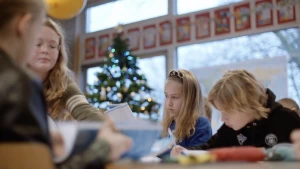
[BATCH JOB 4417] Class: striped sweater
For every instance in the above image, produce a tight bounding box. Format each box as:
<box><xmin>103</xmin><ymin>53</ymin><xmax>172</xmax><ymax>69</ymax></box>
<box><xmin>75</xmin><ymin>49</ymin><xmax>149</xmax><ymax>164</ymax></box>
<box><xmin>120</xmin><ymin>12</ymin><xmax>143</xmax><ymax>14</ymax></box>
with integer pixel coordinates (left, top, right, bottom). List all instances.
<box><xmin>61</xmin><ymin>81</ymin><xmax>106</xmax><ymax>121</ymax></box>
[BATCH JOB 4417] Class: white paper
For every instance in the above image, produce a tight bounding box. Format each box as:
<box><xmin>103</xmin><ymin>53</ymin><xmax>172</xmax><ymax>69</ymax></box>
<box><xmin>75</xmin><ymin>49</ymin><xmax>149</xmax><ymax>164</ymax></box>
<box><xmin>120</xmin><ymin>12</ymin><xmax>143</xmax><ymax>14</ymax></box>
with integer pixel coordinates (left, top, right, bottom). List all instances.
<box><xmin>182</xmin><ymin>150</ymin><xmax>208</xmax><ymax>156</ymax></box>
<box><xmin>105</xmin><ymin>103</ymin><xmax>135</xmax><ymax>122</ymax></box>
<box><xmin>140</xmin><ymin>156</ymin><xmax>162</xmax><ymax>163</ymax></box>
<box><xmin>148</xmin><ymin>137</ymin><xmax>174</xmax><ymax>156</ymax></box>
<box><xmin>48</xmin><ymin>119</ymin><xmax>78</xmax><ymax>163</ymax></box>
<box><xmin>48</xmin><ymin>119</ymin><xmax>103</xmax><ymax>163</ymax></box>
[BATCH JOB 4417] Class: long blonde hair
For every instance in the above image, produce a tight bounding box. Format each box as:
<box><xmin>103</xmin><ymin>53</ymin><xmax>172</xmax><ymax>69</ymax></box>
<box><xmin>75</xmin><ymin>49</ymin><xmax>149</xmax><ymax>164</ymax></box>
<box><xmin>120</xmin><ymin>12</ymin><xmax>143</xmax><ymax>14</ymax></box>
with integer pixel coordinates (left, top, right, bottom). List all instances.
<box><xmin>208</xmin><ymin>69</ymin><xmax>270</xmax><ymax>120</ymax></box>
<box><xmin>204</xmin><ymin>97</ymin><xmax>212</xmax><ymax>123</ymax></box>
<box><xmin>162</xmin><ymin>70</ymin><xmax>205</xmax><ymax>142</ymax></box>
<box><xmin>43</xmin><ymin>18</ymin><xmax>73</xmax><ymax>120</ymax></box>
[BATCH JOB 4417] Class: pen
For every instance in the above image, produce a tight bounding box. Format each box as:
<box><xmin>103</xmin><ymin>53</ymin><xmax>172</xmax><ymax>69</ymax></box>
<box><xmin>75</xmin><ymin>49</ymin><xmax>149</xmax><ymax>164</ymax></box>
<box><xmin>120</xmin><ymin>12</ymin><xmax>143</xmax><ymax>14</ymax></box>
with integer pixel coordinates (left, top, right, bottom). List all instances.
<box><xmin>168</xmin><ymin>128</ymin><xmax>177</xmax><ymax>147</ymax></box>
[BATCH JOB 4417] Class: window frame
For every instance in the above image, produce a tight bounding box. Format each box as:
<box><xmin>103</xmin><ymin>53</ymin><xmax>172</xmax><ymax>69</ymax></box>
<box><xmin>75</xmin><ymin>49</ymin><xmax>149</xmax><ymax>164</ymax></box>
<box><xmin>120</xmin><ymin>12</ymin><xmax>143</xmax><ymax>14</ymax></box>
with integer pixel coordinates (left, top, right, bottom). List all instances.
<box><xmin>78</xmin><ymin>0</ymin><xmax>300</xmax><ymax>90</ymax></box>
<box><xmin>77</xmin><ymin>0</ymin><xmax>300</xmax><ymax>125</ymax></box>
<box><xmin>85</xmin><ymin>0</ymin><xmax>170</xmax><ymax>33</ymax></box>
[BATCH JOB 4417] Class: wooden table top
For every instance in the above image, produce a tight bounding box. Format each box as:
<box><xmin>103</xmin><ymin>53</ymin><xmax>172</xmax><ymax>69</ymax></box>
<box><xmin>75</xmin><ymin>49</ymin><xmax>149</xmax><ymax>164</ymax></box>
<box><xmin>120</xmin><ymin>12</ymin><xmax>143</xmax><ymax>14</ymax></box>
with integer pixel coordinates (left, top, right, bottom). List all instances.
<box><xmin>106</xmin><ymin>162</ymin><xmax>300</xmax><ymax>169</ymax></box>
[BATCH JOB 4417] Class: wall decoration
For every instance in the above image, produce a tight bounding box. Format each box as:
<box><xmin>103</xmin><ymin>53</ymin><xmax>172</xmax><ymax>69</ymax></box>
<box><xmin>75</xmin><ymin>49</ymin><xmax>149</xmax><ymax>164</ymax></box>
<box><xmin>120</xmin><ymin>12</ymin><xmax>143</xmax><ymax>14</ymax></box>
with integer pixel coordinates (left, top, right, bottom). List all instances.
<box><xmin>85</xmin><ymin>37</ymin><xmax>96</xmax><ymax>60</ymax></box>
<box><xmin>277</xmin><ymin>0</ymin><xmax>296</xmax><ymax>24</ymax></box>
<box><xmin>215</xmin><ymin>8</ymin><xmax>231</xmax><ymax>35</ymax></box>
<box><xmin>143</xmin><ymin>25</ymin><xmax>156</xmax><ymax>49</ymax></box>
<box><xmin>176</xmin><ymin>17</ymin><xmax>191</xmax><ymax>42</ymax></box>
<box><xmin>234</xmin><ymin>3</ymin><xmax>251</xmax><ymax>31</ymax></box>
<box><xmin>127</xmin><ymin>28</ymin><xmax>140</xmax><ymax>51</ymax></box>
<box><xmin>195</xmin><ymin>12</ymin><xmax>211</xmax><ymax>39</ymax></box>
<box><xmin>98</xmin><ymin>34</ymin><xmax>110</xmax><ymax>57</ymax></box>
<box><xmin>256</xmin><ymin>0</ymin><xmax>273</xmax><ymax>28</ymax></box>
<box><xmin>159</xmin><ymin>21</ymin><xmax>172</xmax><ymax>46</ymax></box>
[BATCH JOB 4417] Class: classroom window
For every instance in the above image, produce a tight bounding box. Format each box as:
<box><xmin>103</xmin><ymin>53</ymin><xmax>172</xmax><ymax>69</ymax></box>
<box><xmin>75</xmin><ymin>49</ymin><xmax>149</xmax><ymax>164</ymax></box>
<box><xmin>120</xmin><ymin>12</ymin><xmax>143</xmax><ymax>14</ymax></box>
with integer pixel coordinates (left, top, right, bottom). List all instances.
<box><xmin>86</xmin><ymin>0</ymin><xmax>168</xmax><ymax>33</ymax></box>
<box><xmin>177</xmin><ymin>0</ymin><xmax>243</xmax><ymax>15</ymax></box>
<box><xmin>87</xmin><ymin>66</ymin><xmax>103</xmax><ymax>86</ymax></box>
<box><xmin>138</xmin><ymin>55</ymin><xmax>166</xmax><ymax>119</ymax></box>
<box><xmin>177</xmin><ymin>28</ymin><xmax>300</xmax><ymax>132</ymax></box>
<box><xmin>86</xmin><ymin>55</ymin><xmax>166</xmax><ymax>119</ymax></box>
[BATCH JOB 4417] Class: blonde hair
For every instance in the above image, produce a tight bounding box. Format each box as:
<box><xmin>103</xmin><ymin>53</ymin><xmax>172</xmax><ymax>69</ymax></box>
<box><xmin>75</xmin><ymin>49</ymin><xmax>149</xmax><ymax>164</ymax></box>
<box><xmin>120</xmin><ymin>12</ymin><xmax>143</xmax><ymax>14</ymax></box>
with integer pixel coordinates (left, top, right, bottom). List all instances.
<box><xmin>0</xmin><ymin>0</ymin><xmax>45</xmax><ymax>34</ymax></box>
<box><xmin>43</xmin><ymin>18</ymin><xmax>73</xmax><ymax>120</ymax></box>
<box><xmin>204</xmin><ymin>97</ymin><xmax>212</xmax><ymax>123</ymax></box>
<box><xmin>278</xmin><ymin>98</ymin><xmax>300</xmax><ymax>116</ymax></box>
<box><xmin>162</xmin><ymin>70</ymin><xmax>205</xmax><ymax>142</ymax></box>
<box><xmin>208</xmin><ymin>69</ymin><xmax>270</xmax><ymax>119</ymax></box>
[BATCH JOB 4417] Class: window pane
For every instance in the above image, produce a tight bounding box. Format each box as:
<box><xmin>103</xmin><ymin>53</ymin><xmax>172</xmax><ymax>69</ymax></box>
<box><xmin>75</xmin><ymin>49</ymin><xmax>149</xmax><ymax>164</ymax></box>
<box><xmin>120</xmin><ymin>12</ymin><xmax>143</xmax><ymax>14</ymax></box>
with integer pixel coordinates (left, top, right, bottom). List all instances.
<box><xmin>86</xmin><ymin>56</ymin><xmax>166</xmax><ymax>119</ymax></box>
<box><xmin>177</xmin><ymin>0</ymin><xmax>243</xmax><ymax>15</ymax></box>
<box><xmin>86</xmin><ymin>0</ymin><xmax>168</xmax><ymax>33</ymax></box>
<box><xmin>178</xmin><ymin>28</ymin><xmax>300</xmax><ymax>132</ymax></box>
<box><xmin>138</xmin><ymin>55</ymin><xmax>166</xmax><ymax>119</ymax></box>
<box><xmin>87</xmin><ymin>67</ymin><xmax>103</xmax><ymax>86</ymax></box>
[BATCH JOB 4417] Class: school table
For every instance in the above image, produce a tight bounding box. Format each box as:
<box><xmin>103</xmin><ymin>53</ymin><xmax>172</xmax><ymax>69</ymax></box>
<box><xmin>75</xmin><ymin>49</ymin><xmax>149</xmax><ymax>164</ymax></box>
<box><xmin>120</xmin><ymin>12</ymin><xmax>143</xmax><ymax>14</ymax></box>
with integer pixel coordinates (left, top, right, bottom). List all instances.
<box><xmin>106</xmin><ymin>162</ymin><xmax>300</xmax><ymax>169</ymax></box>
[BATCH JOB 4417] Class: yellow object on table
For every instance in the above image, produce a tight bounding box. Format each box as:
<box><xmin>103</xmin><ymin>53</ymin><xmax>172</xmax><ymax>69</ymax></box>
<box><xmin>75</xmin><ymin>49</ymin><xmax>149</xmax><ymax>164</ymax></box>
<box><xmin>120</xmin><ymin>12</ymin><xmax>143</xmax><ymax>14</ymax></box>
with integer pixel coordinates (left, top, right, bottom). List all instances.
<box><xmin>177</xmin><ymin>153</ymin><xmax>216</xmax><ymax>165</ymax></box>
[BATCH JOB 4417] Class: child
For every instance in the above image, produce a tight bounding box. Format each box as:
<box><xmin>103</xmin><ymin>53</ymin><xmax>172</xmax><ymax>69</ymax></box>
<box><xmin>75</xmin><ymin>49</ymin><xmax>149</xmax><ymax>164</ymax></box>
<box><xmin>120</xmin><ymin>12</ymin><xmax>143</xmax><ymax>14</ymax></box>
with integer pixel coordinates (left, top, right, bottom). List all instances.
<box><xmin>28</xmin><ymin>18</ymin><xmax>104</xmax><ymax>121</ymax></box>
<box><xmin>0</xmin><ymin>1</ymin><xmax>131</xmax><ymax>168</ymax></box>
<box><xmin>161</xmin><ymin>70</ymin><xmax>212</xmax><ymax>156</ymax></box>
<box><xmin>278</xmin><ymin>98</ymin><xmax>300</xmax><ymax>116</ymax></box>
<box><xmin>0</xmin><ymin>0</ymin><xmax>49</xmax><ymax>145</ymax></box>
<box><xmin>171</xmin><ymin>69</ymin><xmax>300</xmax><ymax>156</ymax></box>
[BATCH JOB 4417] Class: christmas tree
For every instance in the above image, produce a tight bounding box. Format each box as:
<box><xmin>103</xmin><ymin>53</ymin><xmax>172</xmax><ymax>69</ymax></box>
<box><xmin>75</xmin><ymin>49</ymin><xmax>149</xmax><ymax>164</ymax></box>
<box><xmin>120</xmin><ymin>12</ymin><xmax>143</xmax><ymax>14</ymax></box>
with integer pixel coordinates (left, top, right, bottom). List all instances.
<box><xmin>86</xmin><ymin>32</ymin><xmax>161</xmax><ymax>119</ymax></box>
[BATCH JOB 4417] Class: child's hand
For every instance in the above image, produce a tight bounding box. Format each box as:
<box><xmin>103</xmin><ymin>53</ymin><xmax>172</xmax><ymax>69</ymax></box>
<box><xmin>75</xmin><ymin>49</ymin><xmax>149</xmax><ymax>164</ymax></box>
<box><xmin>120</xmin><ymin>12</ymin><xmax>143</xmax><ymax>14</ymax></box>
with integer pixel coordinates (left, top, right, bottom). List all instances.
<box><xmin>291</xmin><ymin>130</ymin><xmax>300</xmax><ymax>160</ymax></box>
<box><xmin>98</xmin><ymin>126</ymin><xmax>132</xmax><ymax>161</ymax></box>
<box><xmin>170</xmin><ymin>145</ymin><xmax>186</xmax><ymax>157</ymax></box>
<box><xmin>104</xmin><ymin>117</ymin><xmax>118</xmax><ymax>132</ymax></box>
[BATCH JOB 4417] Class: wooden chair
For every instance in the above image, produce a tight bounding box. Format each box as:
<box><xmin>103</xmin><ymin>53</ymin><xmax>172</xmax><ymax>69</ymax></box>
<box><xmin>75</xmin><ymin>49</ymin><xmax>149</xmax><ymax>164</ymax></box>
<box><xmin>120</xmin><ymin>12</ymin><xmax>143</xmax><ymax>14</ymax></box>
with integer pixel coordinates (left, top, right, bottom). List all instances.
<box><xmin>0</xmin><ymin>143</ymin><xmax>55</xmax><ymax>169</ymax></box>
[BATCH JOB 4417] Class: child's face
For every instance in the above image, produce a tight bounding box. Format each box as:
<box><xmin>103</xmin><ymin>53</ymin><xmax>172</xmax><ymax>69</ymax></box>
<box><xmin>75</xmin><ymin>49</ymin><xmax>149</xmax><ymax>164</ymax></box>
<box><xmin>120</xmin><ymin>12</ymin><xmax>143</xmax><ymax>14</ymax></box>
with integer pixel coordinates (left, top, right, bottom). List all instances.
<box><xmin>28</xmin><ymin>26</ymin><xmax>60</xmax><ymax>74</ymax></box>
<box><xmin>164</xmin><ymin>80</ymin><xmax>183</xmax><ymax>119</ymax></box>
<box><xmin>214</xmin><ymin>100</ymin><xmax>255</xmax><ymax>131</ymax></box>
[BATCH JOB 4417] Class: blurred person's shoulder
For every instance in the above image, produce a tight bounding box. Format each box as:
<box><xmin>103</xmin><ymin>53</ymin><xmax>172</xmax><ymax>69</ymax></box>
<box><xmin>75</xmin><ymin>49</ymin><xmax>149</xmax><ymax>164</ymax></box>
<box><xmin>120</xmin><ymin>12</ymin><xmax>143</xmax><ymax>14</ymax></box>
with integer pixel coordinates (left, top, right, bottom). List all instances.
<box><xmin>0</xmin><ymin>51</ymin><xmax>30</xmax><ymax>97</ymax></box>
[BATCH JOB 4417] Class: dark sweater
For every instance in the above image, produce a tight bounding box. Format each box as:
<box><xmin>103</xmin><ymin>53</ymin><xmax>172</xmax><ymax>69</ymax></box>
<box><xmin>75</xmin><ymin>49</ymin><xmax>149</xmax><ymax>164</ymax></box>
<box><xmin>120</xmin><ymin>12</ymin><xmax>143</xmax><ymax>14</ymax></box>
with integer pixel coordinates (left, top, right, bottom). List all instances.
<box><xmin>0</xmin><ymin>49</ymin><xmax>50</xmax><ymax>146</ymax></box>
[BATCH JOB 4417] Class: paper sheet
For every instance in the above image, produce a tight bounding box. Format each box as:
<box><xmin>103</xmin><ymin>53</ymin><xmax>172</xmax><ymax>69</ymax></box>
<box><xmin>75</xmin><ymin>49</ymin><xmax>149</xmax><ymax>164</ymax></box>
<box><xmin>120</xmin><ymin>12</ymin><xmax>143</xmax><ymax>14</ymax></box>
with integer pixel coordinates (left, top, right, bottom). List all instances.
<box><xmin>105</xmin><ymin>103</ymin><xmax>136</xmax><ymax>122</ymax></box>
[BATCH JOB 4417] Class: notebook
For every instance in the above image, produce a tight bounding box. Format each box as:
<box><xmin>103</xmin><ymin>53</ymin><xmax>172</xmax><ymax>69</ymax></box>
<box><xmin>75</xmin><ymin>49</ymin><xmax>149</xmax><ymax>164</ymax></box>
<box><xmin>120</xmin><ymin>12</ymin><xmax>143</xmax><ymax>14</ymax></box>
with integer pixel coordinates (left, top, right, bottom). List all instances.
<box><xmin>105</xmin><ymin>103</ymin><xmax>136</xmax><ymax>122</ymax></box>
<box><xmin>115</xmin><ymin>120</ymin><xmax>162</xmax><ymax>159</ymax></box>
<box><xmin>50</xmin><ymin>120</ymin><xmax>162</xmax><ymax>161</ymax></box>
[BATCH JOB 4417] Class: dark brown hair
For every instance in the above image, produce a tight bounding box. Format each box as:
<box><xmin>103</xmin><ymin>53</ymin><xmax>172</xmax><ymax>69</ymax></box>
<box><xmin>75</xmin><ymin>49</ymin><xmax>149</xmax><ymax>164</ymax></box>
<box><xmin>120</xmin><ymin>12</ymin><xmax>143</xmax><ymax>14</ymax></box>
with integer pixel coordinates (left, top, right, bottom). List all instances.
<box><xmin>0</xmin><ymin>0</ymin><xmax>45</xmax><ymax>32</ymax></box>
